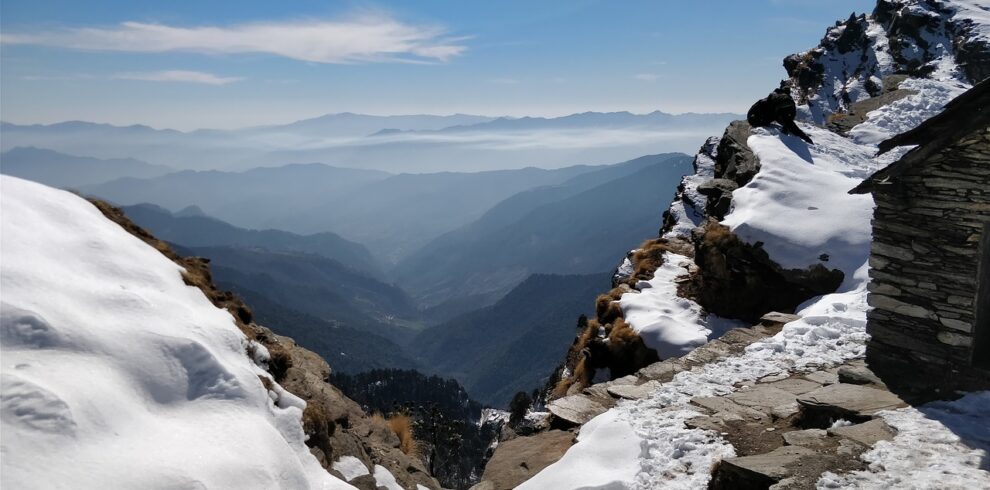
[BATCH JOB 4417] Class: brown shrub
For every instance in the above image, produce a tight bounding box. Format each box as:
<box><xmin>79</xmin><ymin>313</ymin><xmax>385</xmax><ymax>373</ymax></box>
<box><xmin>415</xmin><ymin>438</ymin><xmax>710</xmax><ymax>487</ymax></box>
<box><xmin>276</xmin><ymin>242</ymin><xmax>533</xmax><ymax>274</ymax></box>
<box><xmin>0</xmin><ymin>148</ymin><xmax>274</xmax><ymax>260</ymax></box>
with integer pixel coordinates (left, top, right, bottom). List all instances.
<box><xmin>387</xmin><ymin>414</ymin><xmax>419</xmax><ymax>457</ymax></box>
<box><xmin>595</xmin><ymin>294</ymin><xmax>624</xmax><ymax>325</ymax></box>
<box><xmin>606</xmin><ymin>319</ymin><xmax>660</xmax><ymax>378</ymax></box>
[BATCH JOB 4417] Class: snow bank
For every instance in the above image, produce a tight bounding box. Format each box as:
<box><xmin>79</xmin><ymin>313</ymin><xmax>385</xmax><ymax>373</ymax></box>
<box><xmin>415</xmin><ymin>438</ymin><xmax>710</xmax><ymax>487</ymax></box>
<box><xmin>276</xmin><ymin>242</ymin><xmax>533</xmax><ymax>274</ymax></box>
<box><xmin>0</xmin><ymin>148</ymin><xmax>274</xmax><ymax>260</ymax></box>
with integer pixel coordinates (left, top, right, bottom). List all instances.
<box><xmin>722</xmin><ymin>125</ymin><xmax>875</xmax><ymax>279</ymax></box>
<box><xmin>819</xmin><ymin>391</ymin><xmax>990</xmax><ymax>488</ymax></box>
<box><xmin>619</xmin><ymin>253</ymin><xmax>742</xmax><ymax>358</ymax></box>
<box><xmin>0</xmin><ymin>176</ymin><xmax>352</xmax><ymax>489</ymax></box>
<box><xmin>516</xmin><ymin>409</ymin><xmax>643</xmax><ymax>489</ymax></box>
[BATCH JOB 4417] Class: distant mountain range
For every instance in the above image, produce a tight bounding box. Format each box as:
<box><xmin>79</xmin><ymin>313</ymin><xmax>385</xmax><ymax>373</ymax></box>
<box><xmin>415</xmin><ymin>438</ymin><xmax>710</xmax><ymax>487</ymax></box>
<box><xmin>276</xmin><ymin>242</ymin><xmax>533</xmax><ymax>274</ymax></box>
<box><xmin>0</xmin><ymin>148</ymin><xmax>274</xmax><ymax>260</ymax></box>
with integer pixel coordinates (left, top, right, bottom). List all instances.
<box><xmin>0</xmin><ymin>147</ymin><xmax>172</xmax><ymax>188</ymax></box>
<box><xmin>1</xmin><ymin>110</ymin><xmax>738</xmax><ymax>172</ymax></box>
<box><xmin>85</xmin><ymin>160</ymin><xmax>612</xmax><ymax>264</ymax></box>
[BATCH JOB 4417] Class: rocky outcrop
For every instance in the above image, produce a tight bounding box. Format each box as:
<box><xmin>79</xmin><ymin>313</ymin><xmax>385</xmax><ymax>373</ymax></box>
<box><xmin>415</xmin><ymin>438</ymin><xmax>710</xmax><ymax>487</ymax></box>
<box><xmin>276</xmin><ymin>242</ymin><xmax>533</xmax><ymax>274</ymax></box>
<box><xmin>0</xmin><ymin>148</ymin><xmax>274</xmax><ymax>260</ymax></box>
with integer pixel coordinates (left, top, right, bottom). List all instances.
<box><xmin>471</xmin><ymin>430</ymin><xmax>575</xmax><ymax>490</ymax></box>
<box><xmin>89</xmin><ymin>199</ymin><xmax>442</xmax><ymax>490</ymax></box>
<box><xmin>685</xmin><ymin>220</ymin><xmax>844</xmax><ymax>323</ymax></box>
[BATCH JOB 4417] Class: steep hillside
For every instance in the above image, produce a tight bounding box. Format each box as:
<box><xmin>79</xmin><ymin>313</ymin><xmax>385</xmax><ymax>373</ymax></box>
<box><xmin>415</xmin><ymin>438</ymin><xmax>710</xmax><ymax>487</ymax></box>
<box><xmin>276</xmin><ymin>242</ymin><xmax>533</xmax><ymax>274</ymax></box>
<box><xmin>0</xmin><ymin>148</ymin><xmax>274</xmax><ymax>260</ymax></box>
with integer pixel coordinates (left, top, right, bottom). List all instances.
<box><xmin>395</xmin><ymin>154</ymin><xmax>693</xmax><ymax>309</ymax></box>
<box><xmin>276</xmin><ymin>164</ymin><xmax>604</xmax><ymax>262</ymax></box>
<box><xmin>495</xmin><ymin>1</ymin><xmax>990</xmax><ymax>488</ymax></box>
<box><xmin>0</xmin><ymin>146</ymin><xmax>172</xmax><ymax>188</ymax></box>
<box><xmin>411</xmin><ymin>273</ymin><xmax>608</xmax><ymax>407</ymax></box>
<box><xmin>233</xmin><ymin>289</ymin><xmax>420</xmax><ymax>373</ymax></box>
<box><xmin>174</xmin><ymin>245</ymin><xmax>420</xmax><ymax>341</ymax></box>
<box><xmin>122</xmin><ymin>203</ymin><xmax>382</xmax><ymax>278</ymax></box>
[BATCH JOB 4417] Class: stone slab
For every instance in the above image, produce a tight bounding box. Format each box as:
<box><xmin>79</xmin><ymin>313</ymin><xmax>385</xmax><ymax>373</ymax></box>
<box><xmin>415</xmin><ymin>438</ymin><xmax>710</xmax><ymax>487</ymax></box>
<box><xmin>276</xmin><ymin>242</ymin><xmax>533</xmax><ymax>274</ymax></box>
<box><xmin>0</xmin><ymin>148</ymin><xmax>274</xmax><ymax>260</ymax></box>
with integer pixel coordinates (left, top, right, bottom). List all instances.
<box><xmin>713</xmin><ymin>446</ymin><xmax>815</xmax><ymax>486</ymax></box>
<box><xmin>548</xmin><ymin>394</ymin><xmax>610</xmax><ymax>426</ymax></box>
<box><xmin>828</xmin><ymin>419</ymin><xmax>896</xmax><ymax>446</ymax></box>
<box><xmin>766</xmin><ymin>377</ymin><xmax>822</xmax><ymax>395</ymax></box>
<box><xmin>607</xmin><ymin>380</ymin><xmax>661</xmax><ymax>400</ymax></box>
<box><xmin>728</xmin><ymin>386</ymin><xmax>799</xmax><ymax>412</ymax></box>
<box><xmin>797</xmin><ymin>384</ymin><xmax>907</xmax><ymax>419</ymax></box>
<box><xmin>781</xmin><ymin>428</ymin><xmax>828</xmax><ymax>447</ymax></box>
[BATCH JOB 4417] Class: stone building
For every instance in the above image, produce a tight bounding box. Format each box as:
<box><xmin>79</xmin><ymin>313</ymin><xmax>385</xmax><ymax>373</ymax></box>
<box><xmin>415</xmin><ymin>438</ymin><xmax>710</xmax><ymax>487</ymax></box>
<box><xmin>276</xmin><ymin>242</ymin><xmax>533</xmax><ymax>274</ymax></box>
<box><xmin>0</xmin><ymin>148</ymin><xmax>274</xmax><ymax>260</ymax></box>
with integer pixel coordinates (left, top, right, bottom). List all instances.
<box><xmin>850</xmin><ymin>78</ymin><xmax>990</xmax><ymax>396</ymax></box>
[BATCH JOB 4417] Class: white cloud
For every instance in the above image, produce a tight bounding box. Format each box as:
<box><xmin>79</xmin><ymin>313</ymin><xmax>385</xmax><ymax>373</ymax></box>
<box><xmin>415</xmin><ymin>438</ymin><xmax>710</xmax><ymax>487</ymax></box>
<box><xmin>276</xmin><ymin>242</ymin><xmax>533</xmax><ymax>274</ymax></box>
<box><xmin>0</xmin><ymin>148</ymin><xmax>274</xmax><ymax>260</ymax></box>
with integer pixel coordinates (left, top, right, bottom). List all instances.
<box><xmin>113</xmin><ymin>70</ymin><xmax>243</xmax><ymax>85</ymax></box>
<box><xmin>1</xmin><ymin>13</ymin><xmax>467</xmax><ymax>64</ymax></box>
<box><xmin>634</xmin><ymin>73</ymin><xmax>662</xmax><ymax>82</ymax></box>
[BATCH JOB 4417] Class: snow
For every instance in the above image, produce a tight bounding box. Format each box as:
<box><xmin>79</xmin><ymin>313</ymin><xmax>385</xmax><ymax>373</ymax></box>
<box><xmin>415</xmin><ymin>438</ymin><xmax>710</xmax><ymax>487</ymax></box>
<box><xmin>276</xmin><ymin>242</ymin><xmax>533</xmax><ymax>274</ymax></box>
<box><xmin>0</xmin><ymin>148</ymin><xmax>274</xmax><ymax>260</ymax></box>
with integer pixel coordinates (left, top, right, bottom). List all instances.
<box><xmin>849</xmin><ymin>77</ymin><xmax>970</xmax><ymax>146</ymax></box>
<box><xmin>332</xmin><ymin>456</ymin><xmax>370</xmax><ymax>481</ymax></box>
<box><xmin>0</xmin><ymin>176</ymin><xmax>352</xmax><ymax>490</ymax></box>
<box><xmin>516</xmin><ymin>409</ymin><xmax>644</xmax><ymax>489</ymax></box>
<box><xmin>372</xmin><ymin>465</ymin><xmax>403</xmax><ymax>490</ymax></box>
<box><xmin>944</xmin><ymin>0</ymin><xmax>990</xmax><ymax>43</ymax></box>
<box><xmin>819</xmin><ymin>391</ymin><xmax>990</xmax><ymax>489</ymax></box>
<box><xmin>619</xmin><ymin>253</ymin><xmax>742</xmax><ymax>358</ymax></box>
<box><xmin>663</xmin><ymin>137</ymin><xmax>718</xmax><ymax>239</ymax></box>
<box><xmin>721</xmin><ymin>125</ymin><xmax>875</xmax><ymax>278</ymax></box>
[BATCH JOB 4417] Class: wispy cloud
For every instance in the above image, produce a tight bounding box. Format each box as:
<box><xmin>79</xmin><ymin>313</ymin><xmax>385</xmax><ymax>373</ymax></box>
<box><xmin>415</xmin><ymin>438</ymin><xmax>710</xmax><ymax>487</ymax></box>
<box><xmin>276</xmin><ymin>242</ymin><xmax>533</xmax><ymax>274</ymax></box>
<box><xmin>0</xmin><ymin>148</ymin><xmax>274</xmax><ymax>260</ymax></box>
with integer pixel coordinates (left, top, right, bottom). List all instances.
<box><xmin>1</xmin><ymin>13</ymin><xmax>468</xmax><ymax>64</ymax></box>
<box><xmin>634</xmin><ymin>73</ymin><xmax>662</xmax><ymax>82</ymax></box>
<box><xmin>113</xmin><ymin>70</ymin><xmax>243</xmax><ymax>85</ymax></box>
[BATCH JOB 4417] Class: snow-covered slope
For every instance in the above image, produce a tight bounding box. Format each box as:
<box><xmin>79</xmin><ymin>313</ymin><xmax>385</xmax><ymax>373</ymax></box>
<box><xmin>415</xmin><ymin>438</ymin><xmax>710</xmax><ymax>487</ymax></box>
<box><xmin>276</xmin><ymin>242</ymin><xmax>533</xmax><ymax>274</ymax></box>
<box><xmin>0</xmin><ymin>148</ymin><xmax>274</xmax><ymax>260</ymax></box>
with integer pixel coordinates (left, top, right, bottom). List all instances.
<box><xmin>0</xmin><ymin>176</ymin><xmax>352</xmax><ymax>489</ymax></box>
<box><xmin>520</xmin><ymin>0</ymin><xmax>990</xmax><ymax>487</ymax></box>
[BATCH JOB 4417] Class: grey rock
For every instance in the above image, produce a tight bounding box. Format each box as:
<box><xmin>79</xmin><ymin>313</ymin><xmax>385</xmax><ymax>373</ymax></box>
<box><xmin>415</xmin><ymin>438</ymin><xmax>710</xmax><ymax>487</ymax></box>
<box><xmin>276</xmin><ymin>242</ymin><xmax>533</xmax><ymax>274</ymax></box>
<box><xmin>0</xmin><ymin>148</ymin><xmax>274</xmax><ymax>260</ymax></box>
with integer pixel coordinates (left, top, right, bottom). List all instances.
<box><xmin>797</xmin><ymin>384</ymin><xmax>906</xmax><ymax>419</ymax></box>
<box><xmin>760</xmin><ymin>312</ymin><xmax>802</xmax><ymax>326</ymax></box>
<box><xmin>781</xmin><ymin>428</ymin><xmax>828</xmax><ymax>447</ymax></box>
<box><xmin>607</xmin><ymin>380</ymin><xmax>661</xmax><ymax>400</ymax></box>
<box><xmin>728</xmin><ymin>386</ymin><xmax>798</xmax><ymax>412</ymax></box>
<box><xmin>691</xmin><ymin>396</ymin><xmax>768</xmax><ymax>422</ymax></box>
<box><xmin>828</xmin><ymin>419</ymin><xmax>896</xmax><ymax>446</ymax></box>
<box><xmin>478</xmin><ymin>430</ymin><xmax>575</xmax><ymax>490</ymax></box>
<box><xmin>837</xmin><ymin>365</ymin><xmax>885</xmax><ymax>387</ymax></box>
<box><xmin>548</xmin><ymin>394</ymin><xmax>610</xmax><ymax>425</ymax></box>
<box><xmin>766</xmin><ymin>377</ymin><xmax>822</xmax><ymax>395</ymax></box>
<box><xmin>803</xmin><ymin>371</ymin><xmax>839</xmax><ymax>386</ymax></box>
<box><xmin>712</xmin><ymin>446</ymin><xmax>815</xmax><ymax>487</ymax></box>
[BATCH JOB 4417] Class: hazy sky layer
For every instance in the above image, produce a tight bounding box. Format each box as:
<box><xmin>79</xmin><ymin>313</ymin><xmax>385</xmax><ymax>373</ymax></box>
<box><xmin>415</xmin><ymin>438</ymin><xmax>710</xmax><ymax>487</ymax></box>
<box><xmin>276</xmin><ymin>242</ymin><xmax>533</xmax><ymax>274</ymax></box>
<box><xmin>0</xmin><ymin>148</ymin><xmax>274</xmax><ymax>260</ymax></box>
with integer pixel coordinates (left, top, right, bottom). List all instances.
<box><xmin>1</xmin><ymin>0</ymin><xmax>870</xmax><ymax>130</ymax></box>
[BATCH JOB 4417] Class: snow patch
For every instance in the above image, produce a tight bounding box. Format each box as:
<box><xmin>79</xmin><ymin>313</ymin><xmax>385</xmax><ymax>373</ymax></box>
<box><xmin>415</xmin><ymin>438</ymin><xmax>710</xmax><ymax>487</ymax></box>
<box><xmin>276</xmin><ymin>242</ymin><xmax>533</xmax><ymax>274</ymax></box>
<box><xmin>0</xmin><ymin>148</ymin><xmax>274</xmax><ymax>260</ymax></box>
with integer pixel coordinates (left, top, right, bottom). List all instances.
<box><xmin>332</xmin><ymin>456</ymin><xmax>370</xmax><ymax>482</ymax></box>
<box><xmin>0</xmin><ymin>176</ymin><xmax>352</xmax><ymax>489</ymax></box>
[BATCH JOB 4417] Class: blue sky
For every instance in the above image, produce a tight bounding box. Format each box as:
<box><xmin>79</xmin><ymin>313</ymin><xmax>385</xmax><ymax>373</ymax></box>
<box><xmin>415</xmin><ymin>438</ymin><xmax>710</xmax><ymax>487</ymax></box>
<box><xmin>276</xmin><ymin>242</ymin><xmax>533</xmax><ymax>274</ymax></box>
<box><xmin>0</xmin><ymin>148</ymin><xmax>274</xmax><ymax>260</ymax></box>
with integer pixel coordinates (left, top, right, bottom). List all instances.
<box><xmin>1</xmin><ymin>0</ymin><xmax>871</xmax><ymax>130</ymax></box>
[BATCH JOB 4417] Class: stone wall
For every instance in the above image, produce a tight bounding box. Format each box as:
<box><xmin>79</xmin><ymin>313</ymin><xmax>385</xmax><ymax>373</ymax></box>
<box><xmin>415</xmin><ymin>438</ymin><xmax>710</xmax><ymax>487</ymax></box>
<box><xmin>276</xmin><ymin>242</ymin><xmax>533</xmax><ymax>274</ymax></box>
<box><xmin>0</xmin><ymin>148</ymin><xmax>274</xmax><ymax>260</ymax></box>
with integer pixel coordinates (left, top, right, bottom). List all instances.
<box><xmin>865</xmin><ymin>128</ymin><xmax>990</xmax><ymax>397</ymax></box>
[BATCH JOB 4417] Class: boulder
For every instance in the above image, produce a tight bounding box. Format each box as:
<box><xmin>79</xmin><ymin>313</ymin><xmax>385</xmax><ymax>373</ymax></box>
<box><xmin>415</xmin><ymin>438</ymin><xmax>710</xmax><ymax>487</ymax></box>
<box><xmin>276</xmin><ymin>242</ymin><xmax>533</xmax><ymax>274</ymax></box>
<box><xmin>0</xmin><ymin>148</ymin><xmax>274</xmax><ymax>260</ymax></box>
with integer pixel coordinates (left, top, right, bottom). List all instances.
<box><xmin>475</xmin><ymin>430</ymin><xmax>575</xmax><ymax>490</ymax></box>
<box><xmin>837</xmin><ymin>365</ymin><xmax>886</xmax><ymax>387</ymax></box>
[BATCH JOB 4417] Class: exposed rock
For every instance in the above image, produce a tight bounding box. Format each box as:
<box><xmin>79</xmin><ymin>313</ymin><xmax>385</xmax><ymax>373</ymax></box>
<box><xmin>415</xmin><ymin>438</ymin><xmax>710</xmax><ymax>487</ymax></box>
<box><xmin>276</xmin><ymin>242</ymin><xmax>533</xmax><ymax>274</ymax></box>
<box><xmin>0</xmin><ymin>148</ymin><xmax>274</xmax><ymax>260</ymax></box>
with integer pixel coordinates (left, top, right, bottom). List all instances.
<box><xmin>728</xmin><ymin>386</ymin><xmax>799</xmax><ymax>413</ymax></box>
<box><xmin>691</xmin><ymin>396</ymin><xmax>768</xmax><ymax>422</ymax></box>
<box><xmin>828</xmin><ymin>419</ymin><xmax>896</xmax><ymax>447</ymax></box>
<box><xmin>710</xmin><ymin>446</ymin><xmax>816</xmax><ymax>489</ymax></box>
<box><xmin>803</xmin><ymin>371</ymin><xmax>839</xmax><ymax>386</ymax></box>
<box><xmin>781</xmin><ymin>428</ymin><xmax>828</xmax><ymax>448</ymax></box>
<box><xmin>686</xmin><ymin>220</ymin><xmax>844</xmax><ymax>323</ymax></box>
<box><xmin>765</xmin><ymin>378</ymin><xmax>822</xmax><ymax>395</ymax></box>
<box><xmin>637</xmin><ymin>359</ymin><xmax>688</xmax><ymax>382</ymax></box>
<box><xmin>697</xmin><ymin>178</ymin><xmax>740</xmax><ymax>218</ymax></box>
<box><xmin>607</xmin><ymin>380</ymin><xmax>661</xmax><ymax>400</ymax></box>
<box><xmin>797</xmin><ymin>384</ymin><xmax>907</xmax><ymax>423</ymax></box>
<box><xmin>837</xmin><ymin>364</ymin><xmax>886</xmax><ymax>387</ymax></box>
<box><xmin>759</xmin><ymin>312</ymin><xmax>801</xmax><ymax>327</ymax></box>
<box><xmin>475</xmin><ymin>430</ymin><xmax>575</xmax><ymax>490</ymax></box>
<box><xmin>548</xmin><ymin>394</ymin><xmax>611</xmax><ymax>426</ymax></box>
<box><xmin>826</xmin><ymin>89</ymin><xmax>916</xmax><ymax>135</ymax></box>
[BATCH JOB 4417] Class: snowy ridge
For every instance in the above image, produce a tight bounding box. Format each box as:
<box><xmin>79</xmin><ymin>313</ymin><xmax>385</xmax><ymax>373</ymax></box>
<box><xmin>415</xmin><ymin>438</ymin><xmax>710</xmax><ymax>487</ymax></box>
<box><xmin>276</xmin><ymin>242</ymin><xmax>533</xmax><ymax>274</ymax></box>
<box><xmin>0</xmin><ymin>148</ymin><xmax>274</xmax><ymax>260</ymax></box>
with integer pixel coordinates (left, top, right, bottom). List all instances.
<box><xmin>521</xmin><ymin>2</ymin><xmax>989</xmax><ymax>485</ymax></box>
<box><xmin>0</xmin><ymin>176</ymin><xmax>352</xmax><ymax>489</ymax></box>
